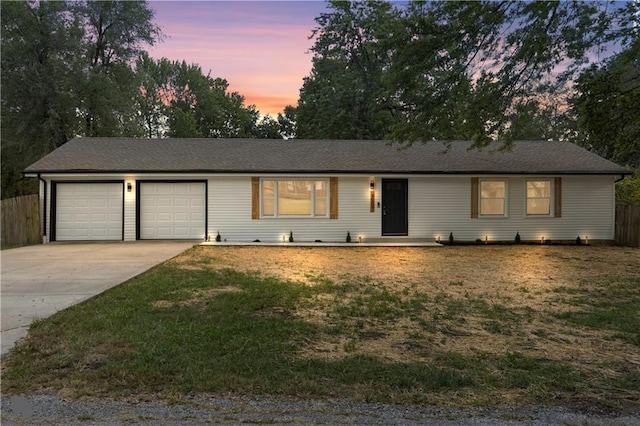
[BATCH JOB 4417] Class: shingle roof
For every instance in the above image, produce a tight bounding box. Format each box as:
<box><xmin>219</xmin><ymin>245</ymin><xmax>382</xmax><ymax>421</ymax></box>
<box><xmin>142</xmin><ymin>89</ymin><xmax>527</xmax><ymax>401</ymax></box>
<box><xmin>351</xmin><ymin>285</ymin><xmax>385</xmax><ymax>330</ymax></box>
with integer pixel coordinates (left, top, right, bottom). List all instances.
<box><xmin>24</xmin><ymin>137</ymin><xmax>631</xmax><ymax>175</ymax></box>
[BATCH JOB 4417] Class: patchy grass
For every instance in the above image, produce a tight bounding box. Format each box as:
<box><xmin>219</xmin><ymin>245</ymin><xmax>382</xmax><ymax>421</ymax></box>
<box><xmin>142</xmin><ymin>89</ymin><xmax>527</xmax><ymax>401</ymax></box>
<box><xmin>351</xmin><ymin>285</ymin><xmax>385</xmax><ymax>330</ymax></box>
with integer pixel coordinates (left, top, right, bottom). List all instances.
<box><xmin>551</xmin><ymin>278</ymin><xmax>640</xmax><ymax>347</ymax></box>
<box><xmin>2</xmin><ymin>246</ymin><xmax>639</xmax><ymax>413</ymax></box>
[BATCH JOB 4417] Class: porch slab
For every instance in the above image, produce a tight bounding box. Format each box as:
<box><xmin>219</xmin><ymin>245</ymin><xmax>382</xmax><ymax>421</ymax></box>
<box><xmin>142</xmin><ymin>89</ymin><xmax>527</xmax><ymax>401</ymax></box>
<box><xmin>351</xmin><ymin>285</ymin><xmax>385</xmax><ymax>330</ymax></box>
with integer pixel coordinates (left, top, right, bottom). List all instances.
<box><xmin>200</xmin><ymin>241</ymin><xmax>443</xmax><ymax>247</ymax></box>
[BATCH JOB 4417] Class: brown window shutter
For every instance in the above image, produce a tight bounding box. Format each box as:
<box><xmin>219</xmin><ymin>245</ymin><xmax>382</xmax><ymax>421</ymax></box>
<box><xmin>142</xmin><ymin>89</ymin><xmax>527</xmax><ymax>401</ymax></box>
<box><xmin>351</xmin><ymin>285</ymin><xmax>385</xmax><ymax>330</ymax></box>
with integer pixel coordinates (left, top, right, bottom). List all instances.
<box><xmin>471</xmin><ymin>178</ymin><xmax>479</xmax><ymax>218</ymax></box>
<box><xmin>251</xmin><ymin>177</ymin><xmax>260</xmax><ymax>219</ymax></box>
<box><xmin>330</xmin><ymin>177</ymin><xmax>338</xmax><ymax>219</ymax></box>
<box><xmin>554</xmin><ymin>177</ymin><xmax>562</xmax><ymax>217</ymax></box>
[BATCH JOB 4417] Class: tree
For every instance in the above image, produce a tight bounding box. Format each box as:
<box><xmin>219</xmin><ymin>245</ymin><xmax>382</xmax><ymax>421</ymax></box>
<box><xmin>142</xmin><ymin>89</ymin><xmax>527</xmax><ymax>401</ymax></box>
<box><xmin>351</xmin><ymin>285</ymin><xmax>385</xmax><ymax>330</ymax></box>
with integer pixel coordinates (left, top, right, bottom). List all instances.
<box><xmin>296</xmin><ymin>0</ymin><xmax>400</xmax><ymax>139</ymax></box>
<box><xmin>1</xmin><ymin>1</ymin><xmax>162</xmax><ymax>198</ymax></box>
<box><xmin>74</xmin><ymin>0</ymin><xmax>161</xmax><ymax>137</ymax></box>
<box><xmin>277</xmin><ymin>105</ymin><xmax>297</xmax><ymax>139</ymax></box>
<box><xmin>616</xmin><ymin>171</ymin><xmax>640</xmax><ymax>206</ymax></box>
<box><xmin>166</xmin><ymin>61</ymin><xmax>257</xmax><ymax>138</ymax></box>
<box><xmin>1</xmin><ymin>1</ymin><xmax>83</xmax><ymax>198</ymax></box>
<box><xmin>296</xmin><ymin>0</ymin><xmax>636</xmax><ymax>150</ymax></box>
<box><xmin>570</xmin><ymin>33</ymin><xmax>640</xmax><ymax>205</ymax></box>
<box><xmin>253</xmin><ymin>115</ymin><xmax>283</xmax><ymax>139</ymax></box>
<box><xmin>134</xmin><ymin>54</ymin><xmax>173</xmax><ymax>138</ymax></box>
<box><xmin>2</xmin><ymin>0</ymin><xmax>271</xmax><ymax>198</ymax></box>
<box><xmin>570</xmin><ymin>40</ymin><xmax>640</xmax><ymax>167</ymax></box>
<box><xmin>506</xmin><ymin>98</ymin><xmax>569</xmax><ymax>142</ymax></box>
<box><xmin>387</xmin><ymin>0</ymin><xmax>619</xmax><ymax>147</ymax></box>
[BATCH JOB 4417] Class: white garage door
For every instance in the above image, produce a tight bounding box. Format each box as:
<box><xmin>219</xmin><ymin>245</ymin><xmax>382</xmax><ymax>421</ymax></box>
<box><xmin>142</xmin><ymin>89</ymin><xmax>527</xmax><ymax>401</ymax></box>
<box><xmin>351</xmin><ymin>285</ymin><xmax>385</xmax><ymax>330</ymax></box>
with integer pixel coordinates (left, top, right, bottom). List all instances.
<box><xmin>139</xmin><ymin>182</ymin><xmax>206</xmax><ymax>239</ymax></box>
<box><xmin>55</xmin><ymin>183</ymin><xmax>123</xmax><ymax>241</ymax></box>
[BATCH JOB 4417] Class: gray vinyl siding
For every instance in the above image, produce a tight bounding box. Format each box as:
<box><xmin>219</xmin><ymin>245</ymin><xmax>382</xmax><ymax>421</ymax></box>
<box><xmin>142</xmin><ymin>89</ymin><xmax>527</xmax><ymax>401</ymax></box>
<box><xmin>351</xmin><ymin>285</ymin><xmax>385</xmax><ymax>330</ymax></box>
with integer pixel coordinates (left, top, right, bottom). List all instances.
<box><xmin>206</xmin><ymin>174</ymin><xmax>616</xmax><ymax>242</ymax></box>
<box><xmin>123</xmin><ymin>177</ymin><xmax>136</xmax><ymax>241</ymax></box>
<box><xmin>38</xmin><ymin>173</ymin><xmax>618</xmax><ymax>243</ymax></box>
<box><xmin>208</xmin><ymin>176</ymin><xmax>381</xmax><ymax>242</ymax></box>
<box><xmin>410</xmin><ymin>175</ymin><xmax>616</xmax><ymax>242</ymax></box>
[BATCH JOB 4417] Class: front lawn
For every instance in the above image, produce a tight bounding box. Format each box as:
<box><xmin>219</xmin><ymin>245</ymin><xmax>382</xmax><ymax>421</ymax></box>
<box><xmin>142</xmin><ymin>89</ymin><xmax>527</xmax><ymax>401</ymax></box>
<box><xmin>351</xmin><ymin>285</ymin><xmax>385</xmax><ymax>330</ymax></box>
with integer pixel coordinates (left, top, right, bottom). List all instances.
<box><xmin>2</xmin><ymin>246</ymin><xmax>639</xmax><ymax>412</ymax></box>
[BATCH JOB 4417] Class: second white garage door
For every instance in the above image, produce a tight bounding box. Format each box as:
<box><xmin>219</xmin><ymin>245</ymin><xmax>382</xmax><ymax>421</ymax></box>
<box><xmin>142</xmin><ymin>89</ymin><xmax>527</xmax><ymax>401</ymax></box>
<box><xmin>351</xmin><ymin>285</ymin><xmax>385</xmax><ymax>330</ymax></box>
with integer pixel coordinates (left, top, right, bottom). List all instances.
<box><xmin>139</xmin><ymin>182</ymin><xmax>206</xmax><ymax>239</ymax></box>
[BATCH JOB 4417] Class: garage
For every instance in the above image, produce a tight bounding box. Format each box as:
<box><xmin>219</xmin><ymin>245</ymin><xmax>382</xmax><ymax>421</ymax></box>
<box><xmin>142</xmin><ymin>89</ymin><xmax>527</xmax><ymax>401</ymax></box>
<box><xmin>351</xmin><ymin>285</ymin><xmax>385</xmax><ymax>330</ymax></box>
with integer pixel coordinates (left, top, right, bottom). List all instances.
<box><xmin>54</xmin><ymin>182</ymin><xmax>123</xmax><ymax>241</ymax></box>
<box><xmin>138</xmin><ymin>181</ymin><xmax>206</xmax><ymax>239</ymax></box>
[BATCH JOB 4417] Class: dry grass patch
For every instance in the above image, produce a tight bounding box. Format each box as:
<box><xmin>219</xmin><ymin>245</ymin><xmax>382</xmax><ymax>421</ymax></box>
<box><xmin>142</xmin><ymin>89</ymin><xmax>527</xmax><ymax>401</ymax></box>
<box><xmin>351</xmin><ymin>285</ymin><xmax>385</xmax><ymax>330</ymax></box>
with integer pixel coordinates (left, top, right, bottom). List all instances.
<box><xmin>3</xmin><ymin>244</ymin><xmax>638</xmax><ymax>411</ymax></box>
<box><xmin>170</xmin><ymin>245</ymin><xmax>640</xmax><ymax>405</ymax></box>
<box><xmin>152</xmin><ymin>286</ymin><xmax>244</xmax><ymax>309</ymax></box>
<box><xmin>173</xmin><ymin>245</ymin><xmax>638</xmax><ymax>348</ymax></box>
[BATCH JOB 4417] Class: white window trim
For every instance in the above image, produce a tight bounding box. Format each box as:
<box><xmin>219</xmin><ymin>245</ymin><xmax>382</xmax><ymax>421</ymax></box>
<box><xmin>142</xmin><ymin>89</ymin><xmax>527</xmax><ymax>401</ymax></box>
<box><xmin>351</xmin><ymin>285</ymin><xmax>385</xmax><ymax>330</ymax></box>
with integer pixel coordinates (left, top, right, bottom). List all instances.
<box><xmin>261</xmin><ymin>178</ymin><xmax>330</xmax><ymax>218</ymax></box>
<box><xmin>525</xmin><ymin>179</ymin><xmax>553</xmax><ymax>217</ymax></box>
<box><xmin>479</xmin><ymin>179</ymin><xmax>508</xmax><ymax>217</ymax></box>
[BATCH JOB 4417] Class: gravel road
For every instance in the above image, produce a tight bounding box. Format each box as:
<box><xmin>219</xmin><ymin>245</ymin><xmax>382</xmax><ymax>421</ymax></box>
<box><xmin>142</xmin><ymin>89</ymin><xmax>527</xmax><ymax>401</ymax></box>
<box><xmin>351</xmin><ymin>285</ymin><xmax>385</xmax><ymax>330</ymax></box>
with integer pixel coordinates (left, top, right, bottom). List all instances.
<box><xmin>2</xmin><ymin>394</ymin><xmax>639</xmax><ymax>425</ymax></box>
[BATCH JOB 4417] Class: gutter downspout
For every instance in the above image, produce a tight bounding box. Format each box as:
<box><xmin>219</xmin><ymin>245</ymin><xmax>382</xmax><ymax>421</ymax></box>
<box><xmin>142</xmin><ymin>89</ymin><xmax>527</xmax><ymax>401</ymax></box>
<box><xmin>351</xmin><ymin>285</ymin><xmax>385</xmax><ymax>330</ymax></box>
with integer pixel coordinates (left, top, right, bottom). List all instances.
<box><xmin>38</xmin><ymin>173</ymin><xmax>47</xmax><ymax>241</ymax></box>
<box><xmin>615</xmin><ymin>174</ymin><xmax>626</xmax><ymax>183</ymax></box>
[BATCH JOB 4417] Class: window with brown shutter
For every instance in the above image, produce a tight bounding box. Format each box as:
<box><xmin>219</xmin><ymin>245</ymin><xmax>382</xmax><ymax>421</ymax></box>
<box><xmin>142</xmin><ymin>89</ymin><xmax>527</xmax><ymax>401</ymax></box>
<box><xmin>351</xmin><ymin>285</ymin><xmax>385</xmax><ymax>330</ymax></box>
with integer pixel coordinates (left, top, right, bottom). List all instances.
<box><xmin>252</xmin><ymin>177</ymin><xmax>337</xmax><ymax>219</ymax></box>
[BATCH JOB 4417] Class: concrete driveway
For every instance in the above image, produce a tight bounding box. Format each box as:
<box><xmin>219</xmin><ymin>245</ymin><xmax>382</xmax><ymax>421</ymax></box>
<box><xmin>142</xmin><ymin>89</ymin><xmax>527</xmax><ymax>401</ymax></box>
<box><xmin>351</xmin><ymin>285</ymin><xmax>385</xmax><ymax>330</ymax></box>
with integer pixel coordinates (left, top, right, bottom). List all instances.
<box><xmin>0</xmin><ymin>241</ymin><xmax>195</xmax><ymax>357</ymax></box>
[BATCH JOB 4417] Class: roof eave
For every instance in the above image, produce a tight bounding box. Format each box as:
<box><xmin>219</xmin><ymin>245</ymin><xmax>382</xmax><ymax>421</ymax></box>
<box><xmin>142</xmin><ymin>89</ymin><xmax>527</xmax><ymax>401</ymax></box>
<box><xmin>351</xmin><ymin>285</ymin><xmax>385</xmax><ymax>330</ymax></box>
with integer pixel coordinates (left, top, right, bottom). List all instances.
<box><xmin>23</xmin><ymin>169</ymin><xmax>633</xmax><ymax>175</ymax></box>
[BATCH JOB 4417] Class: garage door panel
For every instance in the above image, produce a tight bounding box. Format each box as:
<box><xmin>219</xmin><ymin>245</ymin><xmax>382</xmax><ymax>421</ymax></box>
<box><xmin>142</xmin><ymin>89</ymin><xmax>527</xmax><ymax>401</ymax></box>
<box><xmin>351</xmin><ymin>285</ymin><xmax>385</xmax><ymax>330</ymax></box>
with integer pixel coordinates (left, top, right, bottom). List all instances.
<box><xmin>91</xmin><ymin>199</ymin><xmax>107</xmax><ymax>208</ymax></box>
<box><xmin>140</xmin><ymin>182</ymin><xmax>205</xmax><ymax>239</ymax></box>
<box><xmin>73</xmin><ymin>199</ymin><xmax>90</xmax><ymax>208</ymax></box>
<box><xmin>55</xmin><ymin>183</ymin><xmax>123</xmax><ymax>241</ymax></box>
<box><xmin>174</xmin><ymin>213</ymin><xmax>190</xmax><ymax>221</ymax></box>
<box><xmin>74</xmin><ymin>214</ymin><xmax>88</xmax><ymax>222</ymax></box>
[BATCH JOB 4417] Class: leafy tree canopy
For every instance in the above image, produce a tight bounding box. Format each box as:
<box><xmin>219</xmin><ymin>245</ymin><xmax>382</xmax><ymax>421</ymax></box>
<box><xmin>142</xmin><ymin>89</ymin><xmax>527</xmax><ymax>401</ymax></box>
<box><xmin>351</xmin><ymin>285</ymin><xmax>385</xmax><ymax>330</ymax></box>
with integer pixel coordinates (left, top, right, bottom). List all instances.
<box><xmin>1</xmin><ymin>1</ymin><xmax>283</xmax><ymax>198</ymax></box>
<box><xmin>134</xmin><ymin>56</ymin><xmax>281</xmax><ymax>139</ymax></box>
<box><xmin>296</xmin><ymin>0</ymin><xmax>401</xmax><ymax>139</ymax></box>
<box><xmin>570</xmin><ymin>40</ymin><xmax>640</xmax><ymax>167</ymax></box>
<box><xmin>295</xmin><ymin>0</ymin><xmax>638</xmax><ymax>159</ymax></box>
<box><xmin>1</xmin><ymin>0</ymin><xmax>84</xmax><ymax>197</ymax></box>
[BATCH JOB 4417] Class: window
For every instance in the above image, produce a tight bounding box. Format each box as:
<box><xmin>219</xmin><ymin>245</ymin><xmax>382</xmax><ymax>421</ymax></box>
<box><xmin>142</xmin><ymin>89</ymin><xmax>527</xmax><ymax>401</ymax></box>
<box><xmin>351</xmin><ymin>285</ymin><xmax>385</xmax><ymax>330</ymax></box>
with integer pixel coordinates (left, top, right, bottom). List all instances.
<box><xmin>526</xmin><ymin>180</ymin><xmax>551</xmax><ymax>215</ymax></box>
<box><xmin>480</xmin><ymin>180</ymin><xmax>507</xmax><ymax>216</ymax></box>
<box><xmin>261</xmin><ymin>179</ymin><xmax>328</xmax><ymax>217</ymax></box>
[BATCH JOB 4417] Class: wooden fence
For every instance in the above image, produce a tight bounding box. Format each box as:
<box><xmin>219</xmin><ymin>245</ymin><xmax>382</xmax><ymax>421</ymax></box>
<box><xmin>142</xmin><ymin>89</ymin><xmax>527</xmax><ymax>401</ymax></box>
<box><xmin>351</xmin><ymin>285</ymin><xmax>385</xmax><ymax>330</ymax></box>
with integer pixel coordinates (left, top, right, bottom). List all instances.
<box><xmin>1</xmin><ymin>194</ymin><xmax>41</xmax><ymax>249</ymax></box>
<box><xmin>616</xmin><ymin>205</ymin><xmax>640</xmax><ymax>248</ymax></box>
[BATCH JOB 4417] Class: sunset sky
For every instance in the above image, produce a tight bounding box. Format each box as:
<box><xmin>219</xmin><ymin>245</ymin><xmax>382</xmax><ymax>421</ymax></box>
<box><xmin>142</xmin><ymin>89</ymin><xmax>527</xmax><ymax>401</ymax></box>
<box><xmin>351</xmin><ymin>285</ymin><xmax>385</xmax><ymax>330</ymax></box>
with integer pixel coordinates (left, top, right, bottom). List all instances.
<box><xmin>148</xmin><ymin>1</ymin><xmax>328</xmax><ymax>117</ymax></box>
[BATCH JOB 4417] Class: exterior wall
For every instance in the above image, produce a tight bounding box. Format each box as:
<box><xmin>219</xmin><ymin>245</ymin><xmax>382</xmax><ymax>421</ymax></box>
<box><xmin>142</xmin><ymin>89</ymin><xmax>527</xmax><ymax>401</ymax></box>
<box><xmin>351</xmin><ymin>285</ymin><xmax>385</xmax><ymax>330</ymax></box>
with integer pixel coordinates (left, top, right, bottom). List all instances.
<box><xmin>37</xmin><ymin>173</ymin><xmax>618</xmax><ymax>242</ymax></box>
<box><xmin>123</xmin><ymin>176</ymin><xmax>137</xmax><ymax>241</ymax></box>
<box><xmin>209</xmin><ymin>175</ymin><xmax>380</xmax><ymax>242</ymax></box>
<box><xmin>409</xmin><ymin>175</ymin><xmax>616</xmax><ymax>242</ymax></box>
<box><xmin>208</xmin><ymin>174</ymin><xmax>617</xmax><ymax>242</ymax></box>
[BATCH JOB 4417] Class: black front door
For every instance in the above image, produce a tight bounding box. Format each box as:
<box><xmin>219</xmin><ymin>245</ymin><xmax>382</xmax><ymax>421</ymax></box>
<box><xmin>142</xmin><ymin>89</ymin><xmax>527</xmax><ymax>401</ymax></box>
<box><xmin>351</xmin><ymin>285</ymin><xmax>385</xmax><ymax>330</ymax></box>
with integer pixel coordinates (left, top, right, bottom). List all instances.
<box><xmin>382</xmin><ymin>179</ymin><xmax>408</xmax><ymax>236</ymax></box>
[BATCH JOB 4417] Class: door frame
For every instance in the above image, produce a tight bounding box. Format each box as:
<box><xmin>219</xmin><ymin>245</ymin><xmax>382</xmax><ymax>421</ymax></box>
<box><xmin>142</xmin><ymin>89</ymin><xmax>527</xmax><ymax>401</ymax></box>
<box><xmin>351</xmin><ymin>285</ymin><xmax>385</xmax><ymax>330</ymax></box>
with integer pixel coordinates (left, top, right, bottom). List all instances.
<box><xmin>381</xmin><ymin>178</ymin><xmax>408</xmax><ymax>236</ymax></box>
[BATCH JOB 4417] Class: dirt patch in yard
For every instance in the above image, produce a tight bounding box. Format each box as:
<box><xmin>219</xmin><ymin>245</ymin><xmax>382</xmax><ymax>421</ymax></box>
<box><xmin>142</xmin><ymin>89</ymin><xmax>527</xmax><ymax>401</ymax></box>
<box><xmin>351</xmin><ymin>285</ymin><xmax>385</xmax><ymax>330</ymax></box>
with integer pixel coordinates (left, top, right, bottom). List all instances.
<box><xmin>171</xmin><ymin>245</ymin><xmax>640</xmax><ymax>404</ymax></box>
<box><xmin>152</xmin><ymin>286</ymin><xmax>244</xmax><ymax>309</ymax></box>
